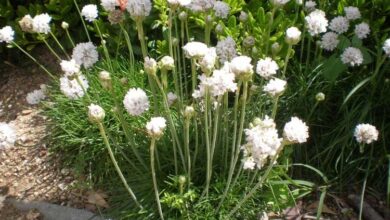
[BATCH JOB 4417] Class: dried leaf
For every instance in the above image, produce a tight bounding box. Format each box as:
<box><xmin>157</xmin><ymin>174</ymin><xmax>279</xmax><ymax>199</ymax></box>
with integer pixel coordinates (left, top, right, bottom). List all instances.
<box><xmin>87</xmin><ymin>191</ymin><xmax>109</xmax><ymax>208</ymax></box>
<box><xmin>307</xmin><ymin>201</ymin><xmax>336</xmax><ymax>215</ymax></box>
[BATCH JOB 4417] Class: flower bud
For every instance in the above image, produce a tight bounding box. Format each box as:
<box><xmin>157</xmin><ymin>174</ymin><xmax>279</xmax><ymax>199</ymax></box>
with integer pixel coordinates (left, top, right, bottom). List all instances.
<box><xmin>144</xmin><ymin>57</ymin><xmax>158</xmax><ymax>76</ymax></box>
<box><xmin>178</xmin><ymin>175</ymin><xmax>186</xmax><ymax>185</ymax></box>
<box><xmin>183</xmin><ymin>106</ymin><xmax>195</xmax><ymax>118</ymax></box>
<box><xmin>120</xmin><ymin>77</ymin><xmax>128</xmax><ymax>85</ymax></box>
<box><xmin>167</xmin><ymin>92</ymin><xmax>178</xmax><ymax>106</ymax></box>
<box><xmin>172</xmin><ymin>38</ymin><xmax>179</xmax><ymax>47</ymax></box>
<box><xmin>206</xmin><ymin>15</ymin><xmax>213</xmax><ymax>24</ymax></box>
<box><xmin>99</xmin><ymin>71</ymin><xmax>112</xmax><ymax>90</ymax></box>
<box><xmin>61</xmin><ymin>21</ymin><xmax>69</xmax><ymax>30</ymax></box>
<box><xmin>108</xmin><ymin>10</ymin><xmax>124</xmax><ymax>24</ymax></box>
<box><xmin>315</xmin><ymin>92</ymin><xmax>325</xmax><ymax>102</ymax></box>
<box><xmin>88</xmin><ymin>104</ymin><xmax>105</xmax><ymax>123</ymax></box>
<box><xmin>215</xmin><ymin>24</ymin><xmax>224</xmax><ymax>34</ymax></box>
<box><xmin>159</xmin><ymin>56</ymin><xmax>175</xmax><ymax>70</ymax></box>
<box><xmin>243</xmin><ymin>36</ymin><xmax>255</xmax><ymax>48</ymax></box>
<box><xmin>239</xmin><ymin>11</ymin><xmax>248</xmax><ymax>22</ymax></box>
<box><xmin>178</xmin><ymin>11</ymin><xmax>187</xmax><ymax>21</ymax></box>
<box><xmin>285</xmin><ymin>27</ymin><xmax>301</xmax><ymax>45</ymax></box>
<box><xmin>271</xmin><ymin>42</ymin><xmax>281</xmax><ymax>55</ymax></box>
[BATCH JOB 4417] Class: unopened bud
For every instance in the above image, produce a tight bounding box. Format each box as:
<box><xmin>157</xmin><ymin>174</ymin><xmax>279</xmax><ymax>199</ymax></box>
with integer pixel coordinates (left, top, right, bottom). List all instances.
<box><xmin>88</xmin><ymin>104</ymin><xmax>105</xmax><ymax>123</ymax></box>
<box><xmin>99</xmin><ymin>71</ymin><xmax>112</xmax><ymax>90</ymax></box>
<box><xmin>61</xmin><ymin>21</ymin><xmax>69</xmax><ymax>30</ymax></box>
<box><xmin>144</xmin><ymin>57</ymin><xmax>157</xmax><ymax>76</ymax></box>
<box><xmin>183</xmin><ymin>106</ymin><xmax>195</xmax><ymax>118</ymax></box>
<box><xmin>19</xmin><ymin>15</ymin><xmax>34</xmax><ymax>33</ymax></box>
<box><xmin>315</xmin><ymin>92</ymin><xmax>325</xmax><ymax>102</ymax></box>
<box><xmin>178</xmin><ymin>11</ymin><xmax>187</xmax><ymax>21</ymax></box>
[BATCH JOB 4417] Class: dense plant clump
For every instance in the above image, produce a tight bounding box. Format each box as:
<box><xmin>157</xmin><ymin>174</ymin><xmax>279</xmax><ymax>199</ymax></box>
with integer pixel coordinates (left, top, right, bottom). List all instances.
<box><xmin>1</xmin><ymin>0</ymin><xmax>390</xmax><ymax>219</ymax></box>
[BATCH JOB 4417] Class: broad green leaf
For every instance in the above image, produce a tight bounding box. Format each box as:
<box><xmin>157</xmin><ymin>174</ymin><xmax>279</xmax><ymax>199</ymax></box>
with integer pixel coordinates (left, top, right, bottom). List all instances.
<box><xmin>321</xmin><ymin>55</ymin><xmax>347</xmax><ymax>82</ymax></box>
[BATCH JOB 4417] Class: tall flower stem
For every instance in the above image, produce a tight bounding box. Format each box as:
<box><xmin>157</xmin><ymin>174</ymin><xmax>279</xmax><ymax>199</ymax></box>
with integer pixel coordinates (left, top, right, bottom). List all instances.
<box><xmin>217</xmin><ymin>81</ymin><xmax>243</xmax><ymax>211</ymax></box>
<box><xmin>119</xmin><ymin>23</ymin><xmax>135</xmax><ymax>72</ymax></box>
<box><xmin>180</xmin><ymin>19</ymin><xmax>188</xmax><ymax>96</ymax></box>
<box><xmin>282</xmin><ymin>45</ymin><xmax>293</xmax><ymax>78</ymax></box>
<box><xmin>191</xmin><ymin>59</ymin><xmax>197</xmax><ymax>93</ymax></box>
<box><xmin>210</xmin><ymin>96</ymin><xmax>223</xmax><ymax>173</ymax></box>
<box><xmin>94</xmin><ymin>22</ymin><xmax>113</xmax><ymax>71</ymax></box>
<box><xmin>65</xmin><ymin>29</ymin><xmax>75</xmax><ymax>47</ymax></box>
<box><xmin>75</xmin><ymin>75</ymin><xmax>92</xmax><ymax>103</ymax></box>
<box><xmin>97</xmin><ymin>122</ymin><xmax>142</xmax><ymax>209</ymax></box>
<box><xmin>271</xmin><ymin>96</ymin><xmax>280</xmax><ymax>119</ymax></box>
<box><xmin>40</xmin><ymin>35</ymin><xmax>62</xmax><ymax>61</ymax></box>
<box><xmin>49</xmin><ymin>31</ymin><xmax>70</xmax><ymax>59</ymax></box>
<box><xmin>150</xmin><ymin>138</ymin><xmax>165</xmax><ymax>220</ymax></box>
<box><xmin>153</xmin><ymin>75</ymin><xmax>186</xmax><ymax>172</ymax></box>
<box><xmin>136</xmin><ymin>19</ymin><xmax>159</xmax><ymax>114</ymax></box>
<box><xmin>265</xmin><ymin>8</ymin><xmax>276</xmax><ymax>55</ymax></box>
<box><xmin>184</xmin><ymin>118</ymin><xmax>191</xmax><ymax>187</ymax></box>
<box><xmin>358</xmin><ymin>145</ymin><xmax>373</xmax><ymax>220</ymax></box>
<box><xmin>11</xmin><ymin>42</ymin><xmax>55</xmax><ymax>79</ymax></box>
<box><xmin>73</xmin><ymin>0</ymin><xmax>91</xmax><ymax>42</ymax></box>
<box><xmin>204</xmin><ymin>14</ymin><xmax>211</xmax><ymax>46</ymax></box>
<box><xmin>227</xmin><ymin>144</ymin><xmax>284</xmax><ymax>217</ymax></box>
<box><xmin>201</xmin><ymin>87</ymin><xmax>212</xmax><ymax>197</ymax></box>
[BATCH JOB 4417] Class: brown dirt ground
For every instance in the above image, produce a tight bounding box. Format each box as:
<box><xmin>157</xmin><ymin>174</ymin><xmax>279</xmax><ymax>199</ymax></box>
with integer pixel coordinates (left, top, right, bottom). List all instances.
<box><xmin>0</xmin><ymin>51</ymin><xmax>86</xmax><ymax>219</ymax></box>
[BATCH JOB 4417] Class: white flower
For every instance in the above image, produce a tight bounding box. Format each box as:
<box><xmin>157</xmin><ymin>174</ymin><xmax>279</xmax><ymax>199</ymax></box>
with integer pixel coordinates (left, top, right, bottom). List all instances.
<box><xmin>239</xmin><ymin>11</ymin><xmax>248</xmax><ymax>22</ymax></box>
<box><xmin>354</xmin><ymin>123</ymin><xmax>379</xmax><ymax>144</ymax></box>
<box><xmin>305</xmin><ymin>9</ymin><xmax>328</xmax><ymax>36</ymax></box>
<box><xmin>271</xmin><ymin>0</ymin><xmax>290</xmax><ymax>7</ymax></box>
<box><xmin>230</xmin><ymin>56</ymin><xmax>253</xmax><ymax>78</ymax></box>
<box><xmin>0</xmin><ymin>26</ymin><xmax>14</xmax><ymax>43</ymax></box>
<box><xmin>144</xmin><ymin>57</ymin><xmax>158</xmax><ymax>75</ymax></box>
<box><xmin>354</xmin><ymin>22</ymin><xmax>370</xmax><ymax>39</ymax></box>
<box><xmin>242</xmin><ymin>116</ymin><xmax>283</xmax><ymax>169</ymax></box>
<box><xmin>199</xmin><ymin>47</ymin><xmax>217</xmax><ymax>73</ymax></box>
<box><xmin>341</xmin><ymin>47</ymin><xmax>363</xmax><ymax>67</ymax></box>
<box><xmin>243</xmin><ymin>157</ymin><xmax>256</xmax><ymax>170</ymax></box>
<box><xmin>383</xmin><ymin>39</ymin><xmax>390</xmax><ymax>57</ymax></box>
<box><xmin>81</xmin><ymin>4</ymin><xmax>98</xmax><ymax>22</ymax></box>
<box><xmin>263</xmin><ymin>78</ymin><xmax>287</xmax><ymax>97</ymax></box>
<box><xmin>60</xmin><ymin>74</ymin><xmax>89</xmax><ymax>100</ymax></box>
<box><xmin>329</xmin><ymin>16</ymin><xmax>349</xmax><ymax>34</ymax></box>
<box><xmin>187</xmin><ymin>0</ymin><xmax>215</xmax><ymax>13</ymax></box>
<box><xmin>32</xmin><ymin>13</ymin><xmax>52</xmax><ymax>34</ymax></box>
<box><xmin>167</xmin><ymin>92</ymin><xmax>178</xmax><ymax>106</ymax></box>
<box><xmin>60</xmin><ymin>59</ymin><xmax>80</xmax><ymax>76</ymax></box>
<box><xmin>72</xmin><ymin>42</ymin><xmax>99</xmax><ymax>68</ymax></box>
<box><xmin>19</xmin><ymin>15</ymin><xmax>34</xmax><ymax>33</ymax></box>
<box><xmin>88</xmin><ymin>104</ymin><xmax>105</xmax><ymax>123</ymax></box>
<box><xmin>216</xmin><ymin>37</ymin><xmax>237</xmax><ymax>63</ymax></box>
<box><xmin>123</xmin><ymin>88</ymin><xmax>149</xmax><ymax>116</ymax></box>
<box><xmin>183</xmin><ymin>41</ymin><xmax>209</xmax><ymax>59</ymax></box>
<box><xmin>126</xmin><ymin>0</ymin><xmax>152</xmax><ymax>20</ymax></box>
<box><xmin>159</xmin><ymin>56</ymin><xmax>175</xmax><ymax>70</ymax></box>
<box><xmin>184</xmin><ymin>106</ymin><xmax>195</xmax><ymax>118</ymax></box>
<box><xmin>146</xmin><ymin>117</ymin><xmax>167</xmax><ymax>138</ymax></box>
<box><xmin>320</xmin><ymin>32</ymin><xmax>339</xmax><ymax>51</ymax></box>
<box><xmin>26</xmin><ymin>89</ymin><xmax>46</xmax><ymax>105</ymax></box>
<box><xmin>101</xmin><ymin>0</ymin><xmax>118</xmax><ymax>11</ymax></box>
<box><xmin>285</xmin><ymin>26</ymin><xmax>301</xmax><ymax>45</ymax></box>
<box><xmin>0</xmin><ymin>123</ymin><xmax>17</xmax><ymax>149</ymax></box>
<box><xmin>213</xmin><ymin>1</ymin><xmax>230</xmax><ymax>19</ymax></box>
<box><xmin>256</xmin><ymin>57</ymin><xmax>279</xmax><ymax>79</ymax></box>
<box><xmin>344</xmin><ymin>6</ymin><xmax>361</xmax><ymax>21</ymax></box>
<box><xmin>167</xmin><ymin>0</ymin><xmax>192</xmax><ymax>7</ymax></box>
<box><xmin>304</xmin><ymin>0</ymin><xmax>316</xmax><ymax>11</ymax></box>
<box><xmin>283</xmin><ymin>117</ymin><xmax>309</xmax><ymax>144</ymax></box>
<box><xmin>99</xmin><ymin>70</ymin><xmax>112</xmax><ymax>89</ymax></box>
<box><xmin>210</xmin><ymin>63</ymin><xmax>237</xmax><ymax>96</ymax></box>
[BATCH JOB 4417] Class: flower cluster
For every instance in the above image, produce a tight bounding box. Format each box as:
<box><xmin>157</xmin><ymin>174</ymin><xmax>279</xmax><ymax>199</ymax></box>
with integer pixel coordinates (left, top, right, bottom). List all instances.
<box><xmin>320</xmin><ymin>32</ymin><xmax>339</xmax><ymax>51</ymax></box>
<box><xmin>26</xmin><ymin>84</ymin><xmax>47</xmax><ymax>105</ymax></box>
<box><xmin>283</xmin><ymin>117</ymin><xmax>309</xmax><ymax>144</ymax></box>
<box><xmin>341</xmin><ymin>47</ymin><xmax>363</xmax><ymax>67</ymax></box>
<box><xmin>72</xmin><ymin>42</ymin><xmax>99</xmax><ymax>69</ymax></box>
<box><xmin>241</xmin><ymin>117</ymin><xmax>282</xmax><ymax>170</ymax></box>
<box><xmin>0</xmin><ymin>26</ymin><xmax>14</xmax><ymax>43</ymax></box>
<box><xmin>354</xmin><ymin>123</ymin><xmax>379</xmax><ymax>144</ymax></box>
<box><xmin>329</xmin><ymin>16</ymin><xmax>349</xmax><ymax>34</ymax></box>
<box><xmin>146</xmin><ymin>117</ymin><xmax>167</xmax><ymax>139</ymax></box>
<box><xmin>81</xmin><ymin>4</ymin><xmax>98</xmax><ymax>22</ymax></box>
<box><xmin>216</xmin><ymin>37</ymin><xmax>237</xmax><ymax>63</ymax></box>
<box><xmin>60</xmin><ymin>74</ymin><xmax>89</xmax><ymax>99</ymax></box>
<box><xmin>305</xmin><ymin>10</ymin><xmax>328</xmax><ymax>36</ymax></box>
<box><xmin>256</xmin><ymin>57</ymin><xmax>279</xmax><ymax>79</ymax></box>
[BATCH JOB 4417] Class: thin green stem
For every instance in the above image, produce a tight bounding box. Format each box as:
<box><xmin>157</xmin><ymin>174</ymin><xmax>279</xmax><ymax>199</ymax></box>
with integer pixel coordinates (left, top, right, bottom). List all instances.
<box><xmin>73</xmin><ymin>0</ymin><xmax>91</xmax><ymax>42</ymax></box>
<box><xmin>201</xmin><ymin>87</ymin><xmax>212</xmax><ymax>197</ymax></box>
<box><xmin>49</xmin><ymin>31</ymin><xmax>70</xmax><ymax>59</ymax></box>
<box><xmin>282</xmin><ymin>45</ymin><xmax>293</xmax><ymax>78</ymax></box>
<box><xmin>358</xmin><ymin>145</ymin><xmax>373</xmax><ymax>220</ymax></box>
<box><xmin>40</xmin><ymin>35</ymin><xmax>62</xmax><ymax>61</ymax></box>
<box><xmin>94</xmin><ymin>21</ymin><xmax>113</xmax><ymax>71</ymax></box>
<box><xmin>119</xmin><ymin>23</ymin><xmax>135</xmax><ymax>72</ymax></box>
<box><xmin>184</xmin><ymin>119</ymin><xmax>191</xmax><ymax>187</ymax></box>
<box><xmin>65</xmin><ymin>29</ymin><xmax>75</xmax><ymax>48</ymax></box>
<box><xmin>150</xmin><ymin>138</ymin><xmax>165</xmax><ymax>220</ymax></box>
<box><xmin>265</xmin><ymin>8</ymin><xmax>276</xmax><ymax>55</ymax></box>
<box><xmin>97</xmin><ymin>122</ymin><xmax>142</xmax><ymax>209</ymax></box>
<box><xmin>11</xmin><ymin>42</ymin><xmax>55</xmax><ymax>79</ymax></box>
<box><xmin>204</xmin><ymin>14</ymin><xmax>211</xmax><ymax>46</ymax></box>
<box><xmin>271</xmin><ymin>96</ymin><xmax>279</xmax><ymax>119</ymax></box>
<box><xmin>191</xmin><ymin>59</ymin><xmax>197</xmax><ymax>93</ymax></box>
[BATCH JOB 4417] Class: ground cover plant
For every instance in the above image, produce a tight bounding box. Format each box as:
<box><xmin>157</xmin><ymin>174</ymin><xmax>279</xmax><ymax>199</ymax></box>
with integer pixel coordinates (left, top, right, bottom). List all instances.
<box><xmin>1</xmin><ymin>0</ymin><xmax>389</xmax><ymax>219</ymax></box>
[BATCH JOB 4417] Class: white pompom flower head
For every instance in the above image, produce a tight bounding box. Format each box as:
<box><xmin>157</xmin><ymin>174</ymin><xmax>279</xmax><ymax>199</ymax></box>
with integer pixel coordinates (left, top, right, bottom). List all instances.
<box><xmin>146</xmin><ymin>117</ymin><xmax>167</xmax><ymax>139</ymax></box>
<box><xmin>88</xmin><ymin>104</ymin><xmax>106</xmax><ymax>123</ymax></box>
<box><xmin>123</xmin><ymin>88</ymin><xmax>150</xmax><ymax>116</ymax></box>
<box><xmin>0</xmin><ymin>26</ymin><xmax>15</xmax><ymax>43</ymax></box>
<box><xmin>81</xmin><ymin>4</ymin><xmax>99</xmax><ymax>22</ymax></box>
<box><xmin>283</xmin><ymin>117</ymin><xmax>309</xmax><ymax>145</ymax></box>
